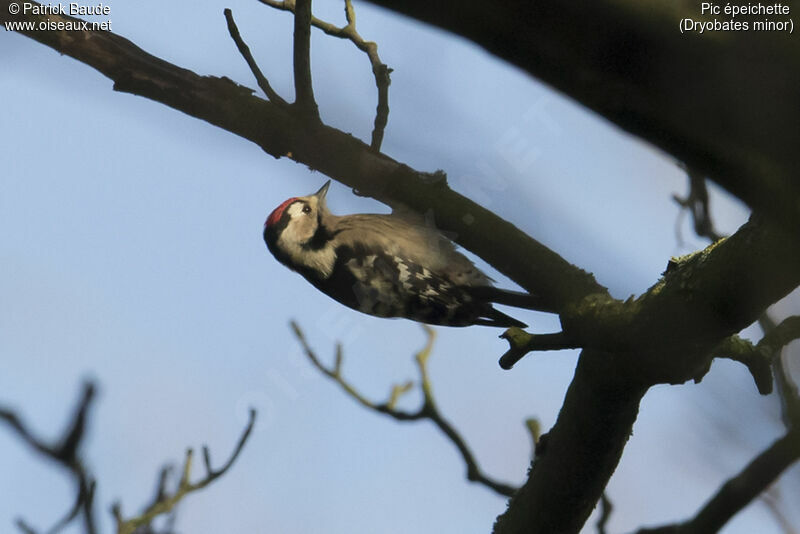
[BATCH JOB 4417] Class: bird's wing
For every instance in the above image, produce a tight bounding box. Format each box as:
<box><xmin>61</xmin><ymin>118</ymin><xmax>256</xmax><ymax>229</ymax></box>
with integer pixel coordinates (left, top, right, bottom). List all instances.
<box><xmin>333</xmin><ymin>214</ymin><xmax>492</xmax><ymax>286</ymax></box>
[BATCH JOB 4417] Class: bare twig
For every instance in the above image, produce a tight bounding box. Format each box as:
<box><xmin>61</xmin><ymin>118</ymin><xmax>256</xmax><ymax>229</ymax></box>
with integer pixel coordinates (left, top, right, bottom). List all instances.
<box><xmin>759</xmin><ymin>314</ymin><xmax>800</xmax><ymax>429</ymax></box>
<box><xmin>290</xmin><ymin>0</ymin><xmax>319</xmax><ymax>120</ymax></box>
<box><xmin>47</xmin><ymin>480</ymin><xmax>96</xmax><ymax>534</ymax></box>
<box><xmin>498</xmin><ymin>328</ymin><xmax>580</xmax><ymax>369</ymax></box>
<box><xmin>673</xmin><ymin>171</ymin><xmax>725</xmax><ymax>244</ymax></box>
<box><xmin>634</xmin><ymin>427</ymin><xmax>800</xmax><ymax>534</ymax></box>
<box><xmin>2</xmin><ymin>382</ymin><xmax>255</xmax><ymax>534</ymax></box>
<box><xmin>14</xmin><ymin>520</ymin><xmax>37</xmax><ymax>534</ymax></box>
<box><xmin>711</xmin><ymin>335</ymin><xmax>773</xmax><ymax>395</ymax></box>
<box><xmin>260</xmin><ymin>0</ymin><xmax>392</xmax><ymax>149</ymax></box>
<box><xmin>291</xmin><ymin>321</ymin><xmax>519</xmax><ymax>497</ymax></box>
<box><xmin>597</xmin><ymin>492</ymin><xmax>613</xmax><ymax>534</ymax></box>
<box><xmin>0</xmin><ymin>382</ymin><xmax>98</xmax><ymax>534</ymax></box>
<box><xmin>150</xmin><ymin>466</ymin><xmax>174</xmax><ymax>508</ymax></box>
<box><xmin>524</xmin><ymin>418</ymin><xmax>540</xmax><ymax>457</ymax></box>
<box><xmin>774</xmin><ymin>349</ymin><xmax>800</xmax><ymax>430</ymax></box>
<box><xmin>113</xmin><ymin>409</ymin><xmax>256</xmax><ymax>534</ymax></box>
<box><xmin>713</xmin><ymin>316</ymin><xmax>800</xmax><ymax>395</ymax></box>
<box><xmin>224</xmin><ymin>8</ymin><xmax>289</xmax><ymax>107</ymax></box>
<box><xmin>761</xmin><ymin>487</ymin><xmax>799</xmax><ymax>534</ymax></box>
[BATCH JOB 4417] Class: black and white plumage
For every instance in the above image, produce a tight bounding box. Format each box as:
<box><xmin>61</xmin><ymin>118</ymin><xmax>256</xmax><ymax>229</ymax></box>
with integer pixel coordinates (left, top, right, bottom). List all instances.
<box><xmin>263</xmin><ymin>181</ymin><xmax>537</xmax><ymax>327</ymax></box>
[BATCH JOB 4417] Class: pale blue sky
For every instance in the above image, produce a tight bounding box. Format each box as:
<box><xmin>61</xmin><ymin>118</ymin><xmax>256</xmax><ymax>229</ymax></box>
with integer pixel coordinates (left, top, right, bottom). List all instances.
<box><xmin>1</xmin><ymin>1</ymin><xmax>797</xmax><ymax>533</ymax></box>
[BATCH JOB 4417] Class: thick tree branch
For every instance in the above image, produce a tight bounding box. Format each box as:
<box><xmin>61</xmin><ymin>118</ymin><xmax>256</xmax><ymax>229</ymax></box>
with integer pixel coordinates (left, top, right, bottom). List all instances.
<box><xmin>559</xmin><ymin>217</ymin><xmax>800</xmax><ymax>387</ymax></box>
<box><xmin>642</xmin><ymin>166</ymin><xmax>800</xmax><ymax>533</ymax></box>
<box><xmin>493</xmin><ymin>217</ymin><xmax>800</xmax><ymax>533</ymax></box>
<box><xmin>501</xmin><ymin>218</ymin><xmax>800</xmax><ymax>387</ymax></box>
<box><xmin>494</xmin><ymin>348</ymin><xmax>647</xmax><ymax>534</ymax></box>
<box><xmin>360</xmin><ymin>0</ymin><xmax>800</xmax><ymax>234</ymax></box>
<box><xmin>0</xmin><ymin>0</ymin><xmax>603</xmax><ymax>314</ymax></box>
<box><xmin>292</xmin><ymin>321</ymin><xmax>520</xmax><ymax>497</ymax></box>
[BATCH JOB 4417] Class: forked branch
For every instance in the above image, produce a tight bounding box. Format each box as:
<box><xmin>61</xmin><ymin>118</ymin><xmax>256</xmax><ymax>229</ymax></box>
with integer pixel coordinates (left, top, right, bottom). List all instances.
<box><xmin>634</xmin><ymin>427</ymin><xmax>800</xmax><ymax>534</ymax></box>
<box><xmin>2</xmin><ymin>380</ymin><xmax>257</xmax><ymax>534</ymax></box>
<box><xmin>113</xmin><ymin>409</ymin><xmax>256</xmax><ymax>534</ymax></box>
<box><xmin>713</xmin><ymin>315</ymin><xmax>800</xmax><ymax>395</ymax></box>
<box><xmin>1</xmin><ymin>382</ymin><xmax>97</xmax><ymax>534</ymax></box>
<box><xmin>260</xmin><ymin>0</ymin><xmax>391</xmax><ymax>149</ymax></box>
<box><xmin>291</xmin><ymin>321</ymin><xmax>526</xmax><ymax>497</ymax></box>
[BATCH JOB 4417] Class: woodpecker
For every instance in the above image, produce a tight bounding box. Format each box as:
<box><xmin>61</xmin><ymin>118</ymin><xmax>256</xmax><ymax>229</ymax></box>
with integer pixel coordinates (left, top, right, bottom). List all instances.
<box><xmin>263</xmin><ymin>181</ymin><xmax>538</xmax><ymax>327</ymax></box>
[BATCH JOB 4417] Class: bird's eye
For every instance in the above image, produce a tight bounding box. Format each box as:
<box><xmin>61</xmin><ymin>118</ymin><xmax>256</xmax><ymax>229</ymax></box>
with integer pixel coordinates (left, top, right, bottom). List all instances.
<box><xmin>302</xmin><ymin>205</ymin><xmax>312</xmax><ymax>214</ymax></box>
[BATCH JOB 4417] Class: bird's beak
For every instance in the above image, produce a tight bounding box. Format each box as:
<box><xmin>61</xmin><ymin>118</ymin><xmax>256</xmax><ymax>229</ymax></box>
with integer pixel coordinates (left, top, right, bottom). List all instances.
<box><xmin>314</xmin><ymin>180</ymin><xmax>331</xmax><ymax>200</ymax></box>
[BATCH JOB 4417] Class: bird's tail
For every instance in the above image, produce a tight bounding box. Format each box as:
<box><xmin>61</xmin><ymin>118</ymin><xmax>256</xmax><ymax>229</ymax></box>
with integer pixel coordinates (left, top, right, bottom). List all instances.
<box><xmin>469</xmin><ymin>286</ymin><xmax>546</xmax><ymax>312</ymax></box>
<box><xmin>475</xmin><ymin>307</ymin><xmax>528</xmax><ymax>328</ymax></box>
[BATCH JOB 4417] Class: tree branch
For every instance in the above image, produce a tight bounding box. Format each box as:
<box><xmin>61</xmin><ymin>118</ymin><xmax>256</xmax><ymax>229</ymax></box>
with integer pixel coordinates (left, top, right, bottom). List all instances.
<box><xmin>634</xmin><ymin>428</ymin><xmax>800</xmax><ymax>534</ymax></box>
<box><xmin>759</xmin><ymin>315</ymin><xmax>800</xmax><ymax>432</ymax></box>
<box><xmin>113</xmin><ymin>408</ymin><xmax>256</xmax><ymax>534</ymax></box>
<box><xmin>559</xmin><ymin>217</ymin><xmax>800</xmax><ymax>388</ymax></box>
<box><xmin>500</xmin><ymin>219</ymin><xmax>800</xmax><ymax>388</ymax></box>
<box><xmin>259</xmin><ymin>0</ymin><xmax>392</xmax><ymax>150</ymax></box>
<box><xmin>1</xmin><ymin>380</ymin><xmax>256</xmax><ymax>534</ymax></box>
<box><xmin>597</xmin><ymin>492</ymin><xmax>613</xmax><ymax>534</ymax></box>
<box><xmin>0</xmin><ymin>382</ymin><xmax>98</xmax><ymax>534</ymax></box>
<box><xmin>711</xmin><ymin>335</ymin><xmax>773</xmax><ymax>395</ymax></box>
<box><xmin>657</xmin><ymin>165</ymin><xmax>800</xmax><ymax>533</ymax></box>
<box><xmin>291</xmin><ymin>321</ymin><xmax>521</xmax><ymax>497</ymax></box>
<box><xmin>494</xmin><ymin>348</ymin><xmax>647</xmax><ymax>534</ymax></box>
<box><xmin>498</xmin><ymin>329</ymin><xmax>580</xmax><ymax>370</ymax></box>
<box><xmin>224</xmin><ymin>8</ymin><xmax>289</xmax><ymax>107</ymax></box>
<box><xmin>673</xmin><ymin>171</ymin><xmax>725</xmax><ymax>244</ymax></box>
<box><xmin>711</xmin><ymin>316</ymin><xmax>800</xmax><ymax>395</ymax></box>
<box><xmin>494</xmin><ymin>218</ymin><xmax>800</xmax><ymax>533</ymax></box>
<box><xmin>291</xmin><ymin>0</ymin><xmax>319</xmax><ymax>120</ymax></box>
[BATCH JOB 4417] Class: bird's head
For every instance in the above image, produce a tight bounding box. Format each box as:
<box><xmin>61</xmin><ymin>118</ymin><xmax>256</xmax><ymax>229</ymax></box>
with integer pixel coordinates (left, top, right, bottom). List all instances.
<box><xmin>263</xmin><ymin>181</ymin><xmax>334</xmax><ymax>273</ymax></box>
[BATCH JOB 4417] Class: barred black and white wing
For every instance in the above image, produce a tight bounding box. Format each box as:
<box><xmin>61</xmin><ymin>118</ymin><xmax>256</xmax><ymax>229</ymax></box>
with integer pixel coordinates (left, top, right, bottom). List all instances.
<box><xmin>311</xmin><ymin>240</ymin><xmax>526</xmax><ymax>328</ymax></box>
